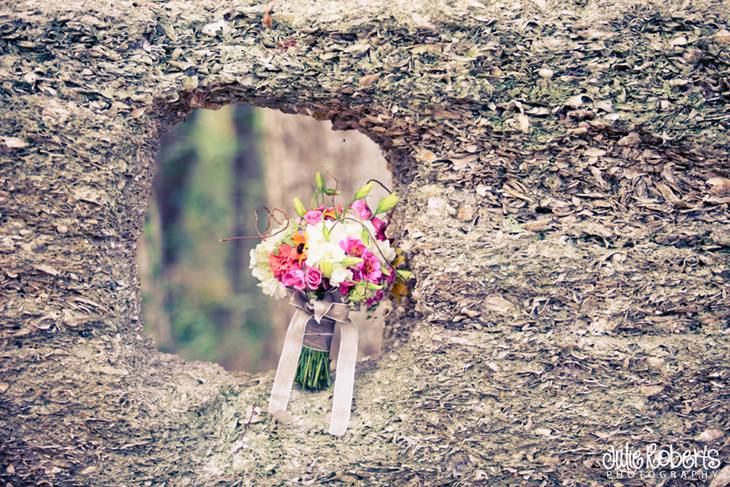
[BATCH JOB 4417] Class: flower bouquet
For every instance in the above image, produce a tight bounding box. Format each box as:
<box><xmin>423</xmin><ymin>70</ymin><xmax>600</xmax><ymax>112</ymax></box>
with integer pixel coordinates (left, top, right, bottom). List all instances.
<box><xmin>247</xmin><ymin>172</ymin><xmax>410</xmax><ymax>435</ymax></box>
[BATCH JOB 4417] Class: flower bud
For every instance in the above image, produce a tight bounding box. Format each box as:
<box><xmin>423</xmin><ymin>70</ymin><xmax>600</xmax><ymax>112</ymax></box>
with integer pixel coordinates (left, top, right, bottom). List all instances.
<box><xmin>319</xmin><ymin>261</ymin><xmax>333</xmax><ymax>277</ymax></box>
<box><xmin>315</xmin><ymin>171</ymin><xmax>325</xmax><ymax>192</ymax></box>
<box><xmin>293</xmin><ymin>197</ymin><xmax>306</xmax><ymax>217</ymax></box>
<box><xmin>375</xmin><ymin>194</ymin><xmax>400</xmax><ymax>214</ymax></box>
<box><xmin>353</xmin><ymin>181</ymin><xmax>374</xmax><ymax>200</ymax></box>
<box><xmin>340</xmin><ymin>257</ymin><xmax>364</xmax><ymax>267</ymax></box>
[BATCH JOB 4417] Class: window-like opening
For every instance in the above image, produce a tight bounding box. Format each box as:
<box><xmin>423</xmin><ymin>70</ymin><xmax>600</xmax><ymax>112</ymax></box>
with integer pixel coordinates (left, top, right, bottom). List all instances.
<box><xmin>137</xmin><ymin>105</ymin><xmax>391</xmax><ymax>372</ymax></box>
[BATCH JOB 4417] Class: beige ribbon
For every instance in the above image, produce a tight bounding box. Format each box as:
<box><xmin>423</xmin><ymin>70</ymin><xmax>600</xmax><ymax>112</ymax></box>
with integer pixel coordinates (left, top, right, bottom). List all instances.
<box><xmin>268</xmin><ymin>291</ymin><xmax>358</xmax><ymax>436</ymax></box>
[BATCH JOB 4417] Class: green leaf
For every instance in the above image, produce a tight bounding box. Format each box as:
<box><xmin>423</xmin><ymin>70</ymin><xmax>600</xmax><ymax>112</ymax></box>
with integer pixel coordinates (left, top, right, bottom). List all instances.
<box><xmin>396</xmin><ymin>269</ymin><xmax>413</xmax><ymax>280</ymax></box>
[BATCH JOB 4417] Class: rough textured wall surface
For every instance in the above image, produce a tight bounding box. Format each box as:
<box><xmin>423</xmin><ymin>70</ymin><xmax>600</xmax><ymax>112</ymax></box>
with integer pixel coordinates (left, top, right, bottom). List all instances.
<box><xmin>1</xmin><ymin>0</ymin><xmax>729</xmax><ymax>485</ymax></box>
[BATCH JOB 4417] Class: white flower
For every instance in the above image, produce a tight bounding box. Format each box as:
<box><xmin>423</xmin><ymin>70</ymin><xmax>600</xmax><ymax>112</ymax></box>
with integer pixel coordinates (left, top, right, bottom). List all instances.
<box><xmin>329</xmin><ymin>265</ymin><xmax>353</xmax><ymax>286</ymax></box>
<box><xmin>250</xmin><ymin>245</ymin><xmax>273</xmax><ymax>280</ymax></box>
<box><xmin>372</xmin><ymin>238</ymin><xmax>396</xmax><ymax>264</ymax></box>
<box><xmin>249</xmin><ymin>220</ymin><xmax>293</xmax><ymax>301</ymax></box>
<box><xmin>300</xmin><ymin>220</ymin><xmax>358</xmax><ymax>285</ymax></box>
<box><xmin>304</xmin><ymin>222</ymin><xmax>347</xmax><ymax>267</ymax></box>
<box><xmin>329</xmin><ymin>219</ymin><xmax>361</xmax><ymax>244</ymax></box>
<box><xmin>306</xmin><ymin>241</ymin><xmax>346</xmax><ymax>266</ymax></box>
<box><xmin>260</xmin><ymin>276</ymin><xmax>287</xmax><ymax>298</ymax></box>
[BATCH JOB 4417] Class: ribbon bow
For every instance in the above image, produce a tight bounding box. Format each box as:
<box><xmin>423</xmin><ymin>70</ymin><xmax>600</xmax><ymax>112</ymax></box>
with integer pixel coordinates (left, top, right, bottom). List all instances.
<box><xmin>268</xmin><ymin>291</ymin><xmax>358</xmax><ymax>436</ymax></box>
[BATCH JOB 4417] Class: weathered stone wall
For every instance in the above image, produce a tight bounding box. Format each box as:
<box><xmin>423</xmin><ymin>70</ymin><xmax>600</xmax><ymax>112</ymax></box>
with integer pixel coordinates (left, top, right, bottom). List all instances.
<box><xmin>1</xmin><ymin>1</ymin><xmax>728</xmax><ymax>485</ymax></box>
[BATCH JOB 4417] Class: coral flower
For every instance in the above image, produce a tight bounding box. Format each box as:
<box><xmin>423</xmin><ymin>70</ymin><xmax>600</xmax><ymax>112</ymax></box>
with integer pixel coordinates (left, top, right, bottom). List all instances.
<box><xmin>269</xmin><ymin>243</ymin><xmax>297</xmax><ymax>278</ymax></box>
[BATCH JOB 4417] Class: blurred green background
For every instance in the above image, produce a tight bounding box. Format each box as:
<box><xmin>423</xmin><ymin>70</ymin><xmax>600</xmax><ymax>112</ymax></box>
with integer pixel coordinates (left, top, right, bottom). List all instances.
<box><xmin>139</xmin><ymin>106</ymin><xmax>271</xmax><ymax>371</ymax></box>
<box><xmin>137</xmin><ymin>105</ymin><xmax>390</xmax><ymax>372</ymax></box>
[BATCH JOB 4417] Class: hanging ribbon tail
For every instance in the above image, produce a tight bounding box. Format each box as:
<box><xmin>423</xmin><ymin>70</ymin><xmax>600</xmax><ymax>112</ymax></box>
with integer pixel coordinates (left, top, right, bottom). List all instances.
<box><xmin>269</xmin><ymin>290</ymin><xmax>356</xmax><ymax>435</ymax></box>
<box><xmin>268</xmin><ymin>308</ymin><xmax>308</xmax><ymax>418</ymax></box>
<box><xmin>329</xmin><ymin>320</ymin><xmax>358</xmax><ymax>436</ymax></box>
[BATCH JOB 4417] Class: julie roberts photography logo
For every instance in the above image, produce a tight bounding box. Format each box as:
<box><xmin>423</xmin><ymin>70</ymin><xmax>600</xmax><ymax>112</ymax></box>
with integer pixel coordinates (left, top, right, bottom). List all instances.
<box><xmin>602</xmin><ymin>442</ymin><xmax>721</xmax><ymax>481</ymax></box>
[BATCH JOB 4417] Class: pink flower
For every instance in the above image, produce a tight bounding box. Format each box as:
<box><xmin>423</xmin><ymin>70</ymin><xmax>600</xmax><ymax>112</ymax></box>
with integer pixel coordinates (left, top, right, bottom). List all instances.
<box><xmin>304</xmin><ymin>266</ymin><xmax>322</xmax><ymax>290</ymax></box>
<box><xmin>281</xmin><ymin>267</ymin><xmax>306</xmax><ymax>290</ymax></box>
<box><xmin>355</xmin><ymin>250</ymin><xmax>382</xmax><ymax>284</ymax></box>
<box><xmin>303</xmin><ymin>210</ymin><xmax>323</xmax><ymax>225</ymax></box>
<box><xmin>350</xmin><ymin>200</ymin><xmax>372</xmax><ymax>220</ymax></box>
<box><xmin>350</xmin><ymin>201</ymin><xmax>387</xmax><ymax>240</ymax></box>
<box><xmin>371</xmin><ymin>217</ymin><xmax>388</xmax><ymax>241</ymax></box>
<box><xmin>338</xmin><ymin>281</ymin><xmax>355</xmax><ymax>294</ymax></box>
<box><xmin>340</xmin><ymin>238</ymin><xmax>382</xmax><ymax>283</ymax></box>
<box><xmin>385</xmin><ymin>266</ymin><xmax>396</xmax><ymax>284</ymax></box>
<box><xmin>340</xmin><ymin>237</ymin><xmax>366</xmax><ymax>257</ymax></box>
<box><xmin>366</xmin><ymin>289</ymin><xmax>385</xmax><ymax>308</ymax></box>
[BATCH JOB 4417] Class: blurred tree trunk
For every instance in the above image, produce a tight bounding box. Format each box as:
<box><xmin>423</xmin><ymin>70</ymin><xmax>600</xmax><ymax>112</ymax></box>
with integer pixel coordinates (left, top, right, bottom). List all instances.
<box><xmin>228</xmin><ymin>106</ymin><xmax>260</xmax><ymax>295</ymax></box>
<box><xmin>151</xmin><ymin>117</ymin><xmax>198</xmax><ymax>351</ymax></box>
<box><xmin>221</xmin><ymin>105</ymin><xmax>271</xmax><ymax>371</ymax></box>
<box><xmin>137</xmin><ymin>201</ymin><xmax>172</xmax><ymax>349</ymax></box>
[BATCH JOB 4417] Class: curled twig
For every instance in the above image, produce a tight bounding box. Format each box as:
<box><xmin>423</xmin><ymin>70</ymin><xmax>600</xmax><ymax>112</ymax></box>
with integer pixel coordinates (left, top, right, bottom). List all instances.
<box><xmin>219</xmin><ymin>207</ymin><xmax>289</xmax><ymax>242</ymax></box>
<box><xmin>320</xmin><ymin>166</ymin><xmax>341</xmax><ymax>206</ymax></box>
<box><xmin>364</xmin><ymin>178</ymin><xmax>393</xmax><ymax>195</ymax></box>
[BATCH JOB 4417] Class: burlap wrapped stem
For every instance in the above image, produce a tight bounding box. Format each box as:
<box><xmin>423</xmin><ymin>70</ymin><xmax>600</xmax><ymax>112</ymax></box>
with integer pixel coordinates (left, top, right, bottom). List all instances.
<box><xmin>268</xmin><ymin>291</ymin><xmax>359</xmax><ymax>436</ymax></box>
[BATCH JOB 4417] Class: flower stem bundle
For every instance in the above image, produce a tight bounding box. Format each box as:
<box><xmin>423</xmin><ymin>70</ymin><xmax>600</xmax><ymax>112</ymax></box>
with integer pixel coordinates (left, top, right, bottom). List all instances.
<box><xmin>294</xmin><ymin>347</ymin><xmax>332</xmax><ymax>391</ymax></box>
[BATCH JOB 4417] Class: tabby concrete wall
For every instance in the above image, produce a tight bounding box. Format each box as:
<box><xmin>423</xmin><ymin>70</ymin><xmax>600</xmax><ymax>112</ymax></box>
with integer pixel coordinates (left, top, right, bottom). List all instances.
<box><xmin>1</xmin><ymin>1</ymin><xmax>728</xmax><ymax>485</ymax></box>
